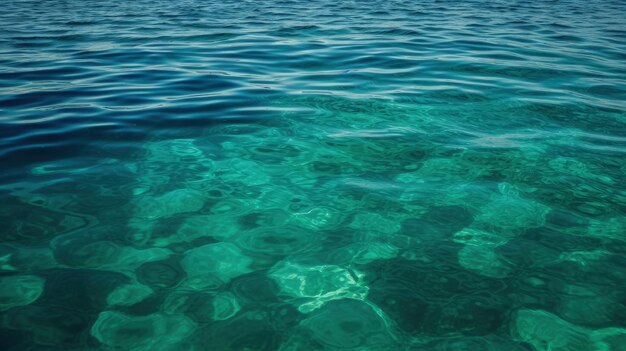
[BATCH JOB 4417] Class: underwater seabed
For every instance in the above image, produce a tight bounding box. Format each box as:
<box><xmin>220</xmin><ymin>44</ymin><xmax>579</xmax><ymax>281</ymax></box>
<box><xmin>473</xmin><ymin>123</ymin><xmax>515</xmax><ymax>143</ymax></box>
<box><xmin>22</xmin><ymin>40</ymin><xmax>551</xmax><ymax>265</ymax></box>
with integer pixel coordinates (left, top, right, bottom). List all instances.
<box><xmin>2</xmin><ymin>117</ymin><xmax>626</xmax><ymax>350</ymax></box>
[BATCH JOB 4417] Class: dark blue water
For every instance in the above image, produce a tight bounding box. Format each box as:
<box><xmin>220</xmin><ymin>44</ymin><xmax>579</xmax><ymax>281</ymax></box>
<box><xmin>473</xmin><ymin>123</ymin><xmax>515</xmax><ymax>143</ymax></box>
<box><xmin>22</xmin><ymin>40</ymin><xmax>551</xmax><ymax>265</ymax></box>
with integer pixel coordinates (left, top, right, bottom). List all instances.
<box><xmin>1</xmin><ymin>0</ymin><xmax>626</xmax><ymax>350</ymax></box>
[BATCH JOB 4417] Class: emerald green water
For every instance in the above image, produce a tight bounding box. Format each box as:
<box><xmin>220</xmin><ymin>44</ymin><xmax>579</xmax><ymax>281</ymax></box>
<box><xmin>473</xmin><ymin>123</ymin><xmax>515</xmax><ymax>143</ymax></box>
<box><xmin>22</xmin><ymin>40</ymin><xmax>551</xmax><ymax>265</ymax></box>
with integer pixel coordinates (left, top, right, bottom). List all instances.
<box><xmin>1</xmin><ymin>0</ymin><xmax>626</xmax><ymax>350</ymax></box>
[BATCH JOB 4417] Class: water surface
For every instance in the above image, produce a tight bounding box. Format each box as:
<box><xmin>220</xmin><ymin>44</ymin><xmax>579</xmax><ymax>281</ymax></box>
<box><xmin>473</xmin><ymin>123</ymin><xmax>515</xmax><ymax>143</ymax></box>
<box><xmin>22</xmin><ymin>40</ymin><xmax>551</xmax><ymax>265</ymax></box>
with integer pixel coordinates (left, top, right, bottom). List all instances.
<box><xmin>1</xmin><ymin>0</ymin><xmax>626</xmax><ymax>350</ymax></box>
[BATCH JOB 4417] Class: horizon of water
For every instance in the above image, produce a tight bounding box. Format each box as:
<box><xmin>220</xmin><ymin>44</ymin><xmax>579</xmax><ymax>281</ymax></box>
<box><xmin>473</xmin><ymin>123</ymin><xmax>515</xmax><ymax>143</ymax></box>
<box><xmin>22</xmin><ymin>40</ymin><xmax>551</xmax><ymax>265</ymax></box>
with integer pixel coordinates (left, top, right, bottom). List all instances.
<box><xmin>1</xmin><ymin>0</ymin><xmax>626</xmax><ymax>350</ymax></box>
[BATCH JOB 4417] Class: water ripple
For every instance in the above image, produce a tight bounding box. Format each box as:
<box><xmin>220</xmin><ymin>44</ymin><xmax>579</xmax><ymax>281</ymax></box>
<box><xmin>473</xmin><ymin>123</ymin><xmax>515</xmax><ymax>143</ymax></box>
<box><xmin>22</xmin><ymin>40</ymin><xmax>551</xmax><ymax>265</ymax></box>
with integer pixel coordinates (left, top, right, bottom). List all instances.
<box><xmin>1</xmin><ymin>0</ymin><xmax>626</xmax><ymax>350</ymax></box>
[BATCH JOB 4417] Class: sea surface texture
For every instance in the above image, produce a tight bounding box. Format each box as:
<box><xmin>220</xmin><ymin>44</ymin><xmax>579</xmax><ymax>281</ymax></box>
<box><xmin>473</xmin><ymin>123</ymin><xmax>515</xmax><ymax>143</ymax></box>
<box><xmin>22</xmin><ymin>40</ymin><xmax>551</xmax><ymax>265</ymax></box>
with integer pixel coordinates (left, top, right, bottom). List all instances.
<box><xmin>1</xmin><ymin>0</ymin><xmax>626</xmax><ymax>350</ymax></box>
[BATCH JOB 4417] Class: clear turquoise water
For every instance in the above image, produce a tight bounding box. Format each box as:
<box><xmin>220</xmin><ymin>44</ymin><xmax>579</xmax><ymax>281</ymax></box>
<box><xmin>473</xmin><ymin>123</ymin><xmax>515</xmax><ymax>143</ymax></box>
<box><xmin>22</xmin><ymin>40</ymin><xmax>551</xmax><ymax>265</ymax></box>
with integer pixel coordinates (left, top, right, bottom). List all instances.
<box><xmin>1</xmin><ymin>0</ymin><xmax>626</xmax><ymax>350</ymax></box>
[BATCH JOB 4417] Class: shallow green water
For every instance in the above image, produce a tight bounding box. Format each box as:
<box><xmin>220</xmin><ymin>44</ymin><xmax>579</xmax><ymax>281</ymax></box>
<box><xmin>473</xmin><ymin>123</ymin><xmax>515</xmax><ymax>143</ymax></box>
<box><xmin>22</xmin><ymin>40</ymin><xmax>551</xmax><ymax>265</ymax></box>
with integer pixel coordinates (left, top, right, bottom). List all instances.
<box><xmin>1</xmin><ymin>0</ymin><xmax>626</xmax><ymax>350</ymax></box>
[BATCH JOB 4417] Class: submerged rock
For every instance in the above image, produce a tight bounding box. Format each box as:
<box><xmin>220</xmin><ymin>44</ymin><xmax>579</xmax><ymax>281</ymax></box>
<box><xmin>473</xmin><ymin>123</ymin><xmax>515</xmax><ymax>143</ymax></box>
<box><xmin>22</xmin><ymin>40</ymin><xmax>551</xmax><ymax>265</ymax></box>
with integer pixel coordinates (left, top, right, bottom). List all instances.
<box><xmin>0</xmin><ymin>275</ymin><xmax>45</xmax><ymax>311</ymax></box>
<box><xmin>269</xmin><ymin>261</ymin><xmax>368</xmax><ymax>313</ymax></box>
<box><xmin>453</xmin><ymin>228</ymin><xmax>511</xmax><ymax>278</ymax></box>
<box><xmin>475</xmin><ymin>192</ymin><xmax>549</xmax><ymax>235</ymax></box>
<box><xmin>91</xmin><ymin>311</ymin><xmax>196</xmax><ymax>351</ymax></box>
<box><xmin>512</xmin><ymin>309</ymin><xmax>592</xmax><ymax>351</ymax></box>
<box><xmin>212</xmin><ymin>292</ymin><xmax>241</xmax><ymax>321</ymax></box>
<box><xmin>106</xmin><ymin>282</ymin><xmax>153</xmax><ymax>307</ymax></box>
<box><xmin>181</xmin><ymin>242</ymin><xmax>253</xmax><ymax>290</ymax></box>
<box><xmin>511</xmin><ymin>309</ymin><xmax>626</xmax><ymax>351</ymax></box>
<box><xmin>298</xmin><ymin>299</ymin><xmax>398</xmax><ymax>349</ymax></box>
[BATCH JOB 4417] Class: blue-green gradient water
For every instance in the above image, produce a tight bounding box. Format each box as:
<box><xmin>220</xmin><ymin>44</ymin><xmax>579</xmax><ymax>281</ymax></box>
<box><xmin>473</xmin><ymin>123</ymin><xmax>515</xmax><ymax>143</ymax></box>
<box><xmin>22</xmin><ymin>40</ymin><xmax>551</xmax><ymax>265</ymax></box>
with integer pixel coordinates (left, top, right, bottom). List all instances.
<box><xmin>1</xmin><ymin>0</ymin><xmax>626</xmax><ymax>350</ymax></box>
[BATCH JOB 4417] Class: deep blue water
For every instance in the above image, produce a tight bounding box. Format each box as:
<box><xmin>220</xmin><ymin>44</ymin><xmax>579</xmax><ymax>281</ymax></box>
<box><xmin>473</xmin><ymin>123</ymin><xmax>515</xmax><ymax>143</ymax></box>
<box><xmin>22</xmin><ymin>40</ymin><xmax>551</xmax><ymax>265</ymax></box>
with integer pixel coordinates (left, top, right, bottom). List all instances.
<box><xmin>1</xmin><ymin>0</ymin><xmax>626</xmax><ymax>350</ymax></box>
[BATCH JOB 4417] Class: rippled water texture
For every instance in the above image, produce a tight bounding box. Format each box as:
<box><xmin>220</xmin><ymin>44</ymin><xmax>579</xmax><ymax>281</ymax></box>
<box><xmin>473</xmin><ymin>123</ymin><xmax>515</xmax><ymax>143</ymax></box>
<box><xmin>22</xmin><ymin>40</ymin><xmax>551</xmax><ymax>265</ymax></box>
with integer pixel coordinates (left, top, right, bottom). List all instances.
<box><xmin>1</xmin><ymin>0</ymin><xmax>626</xmax><ymax>350</ymax></box>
